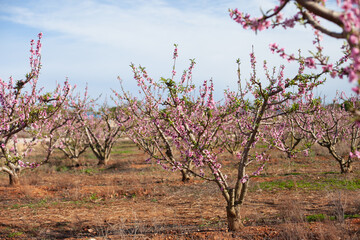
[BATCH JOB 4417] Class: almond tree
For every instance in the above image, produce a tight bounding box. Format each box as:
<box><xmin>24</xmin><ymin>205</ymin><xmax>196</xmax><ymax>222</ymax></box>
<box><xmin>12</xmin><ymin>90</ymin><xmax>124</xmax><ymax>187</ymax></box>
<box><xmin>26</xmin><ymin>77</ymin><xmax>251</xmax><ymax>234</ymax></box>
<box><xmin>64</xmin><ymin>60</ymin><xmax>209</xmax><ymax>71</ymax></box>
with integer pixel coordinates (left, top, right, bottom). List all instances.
<box><xmin>0</xmin><ymin>33</ymin><xmax>71</xmax><ymax>185</ymax></box>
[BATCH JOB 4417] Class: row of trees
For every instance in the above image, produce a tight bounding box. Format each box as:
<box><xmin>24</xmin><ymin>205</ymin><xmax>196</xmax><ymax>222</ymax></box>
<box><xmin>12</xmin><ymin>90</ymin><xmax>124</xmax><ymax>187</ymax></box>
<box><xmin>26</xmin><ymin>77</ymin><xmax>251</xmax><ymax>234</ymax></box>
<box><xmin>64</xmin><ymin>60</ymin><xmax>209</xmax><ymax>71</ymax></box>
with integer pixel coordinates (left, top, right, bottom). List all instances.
<box><xmin>113</xmin><ymin>44</ymin><xmax>359</xmax><ymax>230</ymax></box>
<box><xmin>1</xmin><ymin>0</ymin><xmax>359</xmax><ymax>232</ymax></box>
<box><xmin>0</xmin><ymin>33</ymin><xmax>126</xmax><ymax>185</ymax></box>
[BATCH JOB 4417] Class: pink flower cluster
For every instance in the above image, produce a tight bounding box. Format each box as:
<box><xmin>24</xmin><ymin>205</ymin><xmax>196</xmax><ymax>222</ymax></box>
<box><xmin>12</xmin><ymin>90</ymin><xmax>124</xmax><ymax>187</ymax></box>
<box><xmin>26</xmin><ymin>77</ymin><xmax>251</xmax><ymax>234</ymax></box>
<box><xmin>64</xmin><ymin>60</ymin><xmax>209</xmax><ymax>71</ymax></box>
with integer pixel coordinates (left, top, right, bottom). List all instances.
<box><xmin>230</xmin><ymin>1</ymin><xmax>360</xmax><ymax>94</ymax></box>
<box><xmin>18</xmin><ymin>160</ymin><xmax>40</xmax><ymax>169</ymax></box>
<box><xmin>349</xmin><ymin>150</ymin><xmax>360</xmax><ymax>159</ymax></box>
<box><xmin>1</xmin><ymin>33</ymin><xmax>72</xmax><ymax>184</ymax></box>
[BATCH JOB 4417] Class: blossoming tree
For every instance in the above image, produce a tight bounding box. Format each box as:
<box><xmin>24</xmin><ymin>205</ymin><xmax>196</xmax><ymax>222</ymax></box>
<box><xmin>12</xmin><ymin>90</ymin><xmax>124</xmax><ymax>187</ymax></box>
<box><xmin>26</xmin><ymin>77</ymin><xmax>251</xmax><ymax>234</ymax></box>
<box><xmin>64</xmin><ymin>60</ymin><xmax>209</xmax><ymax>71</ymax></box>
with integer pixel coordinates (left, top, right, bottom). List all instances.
<box><xmin>42</xmin><ymin>100</ymin><xmax>90</xmax><ymax>166</ymax></box>
<box><xmin>113</xmin><ymin>57</ymin><xmax>197</xmax><ymax>182</ymax></box>
<box><xmin>0</xmin><ymin>33</ymin><xmax>71</xmax><ymax>185</ymax></box>
<box><xmin>293</xmin><ymin>92</ymin><xmax>360</xmax><ymax>173</ymax></box>
<box><xmin>115</xmin><ymin>41</ymin><xmax>331</xmax><ymax>230</ymax></box>
<box><xmin>229</xmin><ymin>0</ymin><xmax>359</xmax><ymax>92</ymax></box>
<box><xmin>73</xmin><ymin>91</ymin><xmax>128</xmax><ymax>166</ymax></box>
<box><xmin>261</xmin><ymin>95</ymin><xmax>316</xmax><ymax>159</ymax></box>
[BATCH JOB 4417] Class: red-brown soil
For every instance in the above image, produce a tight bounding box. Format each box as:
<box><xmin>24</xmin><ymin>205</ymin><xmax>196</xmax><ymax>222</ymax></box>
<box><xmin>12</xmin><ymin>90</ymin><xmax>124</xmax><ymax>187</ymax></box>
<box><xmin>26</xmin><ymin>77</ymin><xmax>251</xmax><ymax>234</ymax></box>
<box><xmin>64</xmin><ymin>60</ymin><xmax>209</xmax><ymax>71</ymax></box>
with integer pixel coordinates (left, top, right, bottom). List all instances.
<box><xmin>0</xmin><ymin>142</ymin><xmax>359</xmax><ymax>239</ymax></box>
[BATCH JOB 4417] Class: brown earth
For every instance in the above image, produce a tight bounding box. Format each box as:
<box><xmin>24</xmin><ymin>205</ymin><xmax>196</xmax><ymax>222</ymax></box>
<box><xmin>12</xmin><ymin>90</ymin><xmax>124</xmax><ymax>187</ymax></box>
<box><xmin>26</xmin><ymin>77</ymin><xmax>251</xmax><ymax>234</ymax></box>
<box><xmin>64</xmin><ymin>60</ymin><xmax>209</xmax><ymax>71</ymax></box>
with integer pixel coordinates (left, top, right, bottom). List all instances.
<box><xmin>0</xmin><ymin>141</ymin><xmax>359</xmax><ymax>239</ymax></box>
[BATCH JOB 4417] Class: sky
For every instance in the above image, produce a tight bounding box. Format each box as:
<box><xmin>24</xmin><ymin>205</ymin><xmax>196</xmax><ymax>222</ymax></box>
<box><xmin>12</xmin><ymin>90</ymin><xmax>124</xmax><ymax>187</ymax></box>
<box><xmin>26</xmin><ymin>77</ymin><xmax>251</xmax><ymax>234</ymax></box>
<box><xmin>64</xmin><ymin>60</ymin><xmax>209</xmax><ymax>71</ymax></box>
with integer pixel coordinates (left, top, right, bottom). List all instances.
<box><xmin>0</xmin><ymin>0</ymin><xmax>354</xmax><ymax>103</ymax></box>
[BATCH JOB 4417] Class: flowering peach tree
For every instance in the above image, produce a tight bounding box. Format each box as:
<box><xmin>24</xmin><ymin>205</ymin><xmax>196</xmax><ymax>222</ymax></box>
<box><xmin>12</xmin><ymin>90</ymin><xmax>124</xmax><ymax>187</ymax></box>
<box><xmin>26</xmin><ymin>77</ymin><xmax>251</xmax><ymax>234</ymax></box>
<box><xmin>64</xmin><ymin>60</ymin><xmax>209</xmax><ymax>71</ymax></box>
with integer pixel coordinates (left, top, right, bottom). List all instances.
<box><xmin>293</xmin><ymin>92</ymin><xmax>360</xmax><ymax>173</ymax></box>
<box><xmin>72</xmin><ymin>91</ymin><xmax>128</xmax><ymax>166</ymax></box>
<box><xmin>261</xmin><ymin>94</ymin><xmax>316</xmax><ymax>159</ymax></box>
<box><xmin>0</xmin><ymin>33</ymin><xmax>71</xmax><ymax>185</ymax></box>
<box><xmin>114</xmin><ymin>40</ymin><xmax>333</xmax><ymax>230</ymax></box>
<box><xmin>229</xmin><ymin>0</ymin><xmax>359</xmax><ymax>92</ymax></box>
<box><xmin>42</xmin><ymin>97</ymin><xmax>90</xmax><ymax>166</ymax></box>
<box><xmin>113</xmin><ymin>54</ymin><xmax>197</xmax><ymax>182</ymax></box>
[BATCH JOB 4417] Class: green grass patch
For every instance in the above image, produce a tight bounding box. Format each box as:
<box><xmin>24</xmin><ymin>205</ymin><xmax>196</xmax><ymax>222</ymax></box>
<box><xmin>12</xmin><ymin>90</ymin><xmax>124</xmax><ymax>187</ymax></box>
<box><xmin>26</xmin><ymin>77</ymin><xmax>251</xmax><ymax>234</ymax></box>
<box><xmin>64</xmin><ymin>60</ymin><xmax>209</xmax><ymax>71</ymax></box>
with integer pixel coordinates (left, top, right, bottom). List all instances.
<box><xmin>345</xmin><ymin>214</ymin><xmax>360</xmax><ymax>219</ymax></box>
<box><xmin>112</xmin><ymin>149</ymin><xmax>134</xmax><ymax>154</ymax></box>
<box><xmin>80</xmin><ymin>168</ymin><xmax>99</xmax><ymax>174</ymax></box>
<box><xmin>283</xmin><ymin>172</ymin><xmax>303</xmax><ymax>176</ymax></box>
<box><xmin>9</xmin><ymin>198</ymin><xmax>48</xmax><ymax>209</ymax></box>
<box><xmin>254</xmin><ymin>178</ymin><xmax>360</xmax><ymax>191</ymax></box>
<box><xmin>306</xmin><ymin>213</ymin><xmax>326</xmax><ymax>222</ymax></box>
<box><xmin>8</xmin><ymin>231</ymin><xmax>24</xmax><ymax>238</ymax></box>
<box><xmin>111</xmin><ymin>143</ymin><xmax>137</xmax><ymax>155</ymax></box>
<box><xmin>89</xmin><ymin>193</ymin><xmax>100</xmax><ymax>201</ymax></box>
<box><xmin>306</xmin><ymin>213</ymin><xmax>360</xmax><ymax>222</ymax></box>
<box><xmin>321</xmin><ymin>171</ymin><xmax>338</xmax><ymax>175</ymax></box>
<box><xmin>84</xmin><ymin>153</ymin><xmax>98</xmax><ymax>160</ymax></box>
<box><xmin>10</xmin><ymin>204</ymin><xmax>21</xmax><ymax>209</ymax></box>
<box><xmin>56</xmin><ymin>166</ymin><xmax>70</xmax><ymax>172</ymax></box>
<box><xmin>7</xmin><ymin>197</ymin><xmax>109</xmax><ymax>210</ymax></box>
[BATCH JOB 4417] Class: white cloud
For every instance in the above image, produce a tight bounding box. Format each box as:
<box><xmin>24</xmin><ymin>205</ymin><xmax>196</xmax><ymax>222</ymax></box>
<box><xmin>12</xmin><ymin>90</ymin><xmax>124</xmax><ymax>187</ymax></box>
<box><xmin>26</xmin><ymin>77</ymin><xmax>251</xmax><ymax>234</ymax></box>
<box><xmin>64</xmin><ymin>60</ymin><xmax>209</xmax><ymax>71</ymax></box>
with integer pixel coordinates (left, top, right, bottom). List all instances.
<box><xmin>0</xmin><ymin>0</ymin><xmax>353</xmax><ymax>101</ymax></box>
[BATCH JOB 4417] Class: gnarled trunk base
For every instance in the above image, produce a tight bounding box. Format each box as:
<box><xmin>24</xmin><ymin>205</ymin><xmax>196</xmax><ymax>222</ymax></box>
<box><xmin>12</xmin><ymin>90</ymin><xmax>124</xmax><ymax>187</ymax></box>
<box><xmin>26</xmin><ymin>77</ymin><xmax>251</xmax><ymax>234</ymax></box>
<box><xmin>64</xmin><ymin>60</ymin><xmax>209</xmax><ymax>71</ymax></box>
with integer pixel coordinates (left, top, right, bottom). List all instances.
<box><xmin>226</xmin><ymin>205</ymin><xmax>243</xmax><ymax>231</ymax></box>
<box><xmin>340</xmin><ymin>163</ymin><xmax>352</xmax><ymax>173</ymax></box>
<box><xmin>9</xmin><ymin>173</ymin><xmax>20</xmax><ymax>186</ymax></box>
<box><xmin>71</xmin><ymin>158</ymin><xmax>81</xmax><ymax>167</ymax></box>
<box><xmin>339</xmin><ymin>158</ymin><xmax>352</xmax><ymax>173</ymax></box>
<box><xmin>181</xmin><ymin>169</ymin><xmax>191</xmax><ymax>182</ymax></box>
<box><xmin>97</xmin><ymin>157</ymin><xmax>110</xmax><ymax>166</ymax></box>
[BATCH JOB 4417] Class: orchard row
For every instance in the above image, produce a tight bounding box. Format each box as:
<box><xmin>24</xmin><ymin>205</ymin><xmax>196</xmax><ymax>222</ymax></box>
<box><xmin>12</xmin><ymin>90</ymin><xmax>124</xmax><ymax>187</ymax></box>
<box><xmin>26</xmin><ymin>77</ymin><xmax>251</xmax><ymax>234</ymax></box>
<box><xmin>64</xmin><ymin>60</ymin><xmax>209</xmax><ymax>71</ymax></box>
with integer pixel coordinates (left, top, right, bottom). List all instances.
<box><xmin>1</xmin><ymin>1</ymin><xmax>359</xmax><ymax>232</ymax></box>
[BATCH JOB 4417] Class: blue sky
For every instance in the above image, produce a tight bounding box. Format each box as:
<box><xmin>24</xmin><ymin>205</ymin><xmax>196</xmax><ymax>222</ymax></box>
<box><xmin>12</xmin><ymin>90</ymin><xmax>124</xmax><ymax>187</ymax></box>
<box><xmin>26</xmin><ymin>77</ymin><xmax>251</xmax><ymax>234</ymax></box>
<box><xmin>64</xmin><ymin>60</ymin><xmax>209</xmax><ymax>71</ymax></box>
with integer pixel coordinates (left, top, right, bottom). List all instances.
<box><xmin>0</xmin><ymin>0</ymin><xmax>353</xmax><ymax>102</ymax></box>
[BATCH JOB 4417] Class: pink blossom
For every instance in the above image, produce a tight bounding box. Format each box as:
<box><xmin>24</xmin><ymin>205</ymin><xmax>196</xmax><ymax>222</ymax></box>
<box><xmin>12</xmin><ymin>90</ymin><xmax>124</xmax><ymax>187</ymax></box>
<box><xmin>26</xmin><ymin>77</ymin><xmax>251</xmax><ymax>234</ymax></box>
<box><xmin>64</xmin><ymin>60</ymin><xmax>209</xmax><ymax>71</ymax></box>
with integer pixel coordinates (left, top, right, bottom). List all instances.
<box><xmin>322</xmin><ymin>64</ymin><xmax>333</xmax><ymax>72</ymax></box>
<box><xmin>349</xmin><ymin>35</ymin><xmax>359</xmax><ymax>45</ymax></box>
<box><xmin>355</xmin><ymin>151</ymin><xmax>360</xmax><ymax>159</ymax></box>
<box><xmin>352</xmin><ymin>86</ymin><xmax>360</xmax><ymax>93</ymax></box>
<box><xmin>349</xmin><ymin>70</ymin><xmax>359</xmax><ymax>83</ymax></box>
<box><xmin>350</xmin><ymin>150</ymin><xmax>360</xmax><ymax>159</ymax></box>
<box><xmin>303</xmin><ymin>149</ymin><xmax>309</xmax><ymax>157</ymax></box>
<box><xmin>240</xmin><ymin>174</ymin><xmax>249</xmax><ymax>183</ymax></box>
<box><xmin>305</xmin><ymin>57</ymin><xmax>316</xmax><ymax>69</ymax></box>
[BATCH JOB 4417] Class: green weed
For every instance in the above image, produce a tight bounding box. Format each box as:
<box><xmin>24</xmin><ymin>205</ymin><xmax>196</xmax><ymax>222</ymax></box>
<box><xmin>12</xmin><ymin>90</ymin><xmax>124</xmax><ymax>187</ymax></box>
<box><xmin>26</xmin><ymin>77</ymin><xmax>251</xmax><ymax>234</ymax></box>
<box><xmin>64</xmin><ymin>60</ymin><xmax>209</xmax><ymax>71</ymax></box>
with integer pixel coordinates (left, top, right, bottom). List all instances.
<box><xmin>10</xmin><ymin>204</ymin><xmax>20</xmax><ymax>209</ymax></box>
<box><xmin>305</xmin><ymin>213</ymin><xmax>359</xmax><ymax>222</ymax></box>
<box><xmin>56</xmin><ymin>166</ymin><xmax>70</xmax><ymax>172</ymax></box>
<box><xmin>283</xmin><ymin>172</ymin><xmax>303</xmax><ymax>176</ymax></box>
<box><xmin>112</xmin><ymin>149</ymin><xmax>134</xmax><ymax>154</ymax></box>
<box><xmin>8</xmin><ymin>232</ymin><xmax>24</xmax><ymax>238</ymax></box>
<box><xmin>345</xmin><ymin>214</ymin><xmax>360</xmax><ymax>219</ymax></box>
<box><xmin>9</xmin><ymin>198</ymin><xmax>48</xmax><ymax>209</ymax></box>
<box><xmin>306</xmin><ymin>213</ymin><xmax>326</xmax><ymax>222</ymax></box>
<box><xmin>254</xmin><ymin>178</ymin><xmax>360</xmax><ymax>191</ymax></box>
<box><xmin>90</xmin><ymin>193</ymin><xmax>99</xmax><ymax>201</ymax></box>
<box><xmin>80</xmin><ymin>168</ymin><xmax>99</xmax><ymax>174</ymax></box>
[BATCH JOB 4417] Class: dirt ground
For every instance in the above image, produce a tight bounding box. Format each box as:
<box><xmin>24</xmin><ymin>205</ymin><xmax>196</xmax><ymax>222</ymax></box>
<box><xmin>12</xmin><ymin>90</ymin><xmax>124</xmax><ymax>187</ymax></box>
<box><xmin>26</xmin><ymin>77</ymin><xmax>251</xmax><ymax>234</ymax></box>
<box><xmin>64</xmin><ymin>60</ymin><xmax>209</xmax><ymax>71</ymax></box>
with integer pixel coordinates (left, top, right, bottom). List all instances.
<box><xmin>0</xmin><ymin>141</ymin><xmax>359</xmax><ymax>239</ymax></box>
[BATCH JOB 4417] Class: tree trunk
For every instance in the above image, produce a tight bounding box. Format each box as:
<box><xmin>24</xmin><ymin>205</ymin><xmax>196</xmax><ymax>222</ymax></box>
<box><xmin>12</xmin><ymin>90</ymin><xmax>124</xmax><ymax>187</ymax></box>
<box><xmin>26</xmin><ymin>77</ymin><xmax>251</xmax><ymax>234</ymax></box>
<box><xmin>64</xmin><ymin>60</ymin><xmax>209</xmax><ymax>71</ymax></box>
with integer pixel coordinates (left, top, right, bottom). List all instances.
<box><xmin>340</xmin><ymin>160</ymin><xmax>352</xmax><ymax>173</ymax></box>
<box><xmin>181</xmin><ymin>169</ymin><xmax>191</xmax><ymax>182</ymax></box>
<box><xmin>326</xmin><ymin>145</ymin><xmax>353</xmax><ymax>174</ymax></box>
<box><xmin>226</xmin><ymin>205</ymin><xmax>243</xmax><ymax>231</ymax></box>
<box><xmin>9</xmin><ymin>172</ymin><xmax>20</xmax><ymax>186</ymax></box>
<box><xmin>71</xmin><ymin>157</ymin><xmax>80</xmax><ymax>167</ymax></box>
<box><xmin>97</xmin><ymin>156</ymin><xmax>110</xmax><ymax>166</ymax></box>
